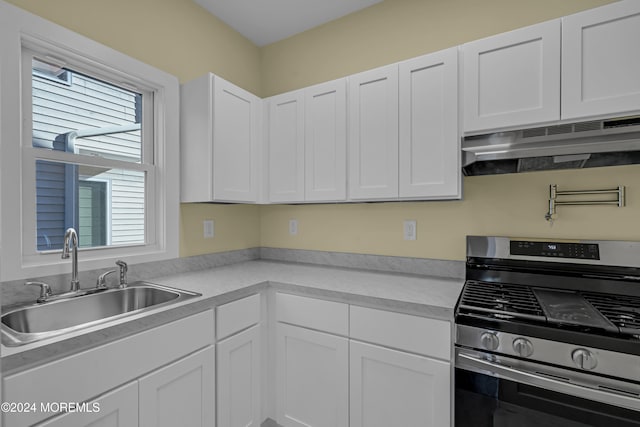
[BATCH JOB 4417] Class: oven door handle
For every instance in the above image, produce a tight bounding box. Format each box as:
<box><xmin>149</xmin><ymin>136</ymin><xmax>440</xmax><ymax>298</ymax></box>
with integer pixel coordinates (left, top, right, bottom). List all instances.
<box><xmin>457</xmin><ymin>351</ymin><xmax>640</xmax><ymax>412</ymax></box>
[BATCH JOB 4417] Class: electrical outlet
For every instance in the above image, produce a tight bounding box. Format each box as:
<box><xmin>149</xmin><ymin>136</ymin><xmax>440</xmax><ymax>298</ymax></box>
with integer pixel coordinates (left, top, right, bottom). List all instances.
<box><xmin>203</xmin><ymin>220</ymin><xmax>214</xmax><ymax>238</ymax></box>
<box><xmin>289</xmin><ymin>219</ymin><xmax>298</xmax><ymax>236</ymax></box>
<box><xmin>403</xmin><ymin>220</ymin><xmax>417</xmax><ymax>241</ymax></box>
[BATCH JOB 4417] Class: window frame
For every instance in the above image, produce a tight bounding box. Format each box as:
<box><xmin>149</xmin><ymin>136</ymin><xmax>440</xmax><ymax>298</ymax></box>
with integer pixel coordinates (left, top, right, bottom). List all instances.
<box><xmin>78</xmin><ymin>176</ymin><xmax>112</xmax><ymax>247</ymax></box>
<box><xmin>24</xmin><ymin>46</ymin><xmax>155</xmax><ymax>255</ymax></box>
<box><xmin>0</xmin><ymin>2</ymin><xmax>179</xmax><ymax>281</ymax></box>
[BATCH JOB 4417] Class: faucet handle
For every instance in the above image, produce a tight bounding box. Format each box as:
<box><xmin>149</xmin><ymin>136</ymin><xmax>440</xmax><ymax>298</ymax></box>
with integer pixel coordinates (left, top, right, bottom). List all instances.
<box><xmin>25</xmin><ymin>281</ymin><xmax>52</xmax><ymax>303</ymax></box>
<box><xmin>96</xmin><ymin>270</ymin><xmax>116</xmax><ymax>289</ymax></box>
<box><xmin>115</xmin><ymin>260</ymin><xmax>128</xmax><ymax>288</ymax></box>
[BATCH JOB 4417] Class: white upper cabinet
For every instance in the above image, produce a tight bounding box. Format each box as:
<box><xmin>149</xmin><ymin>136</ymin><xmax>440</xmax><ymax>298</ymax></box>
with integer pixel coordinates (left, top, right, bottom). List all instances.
<box><xmin>266</xmin><ymin>80</ymin><xmax>347</xmax><ymax>203</ymax></box>
<box><xmin>304</xmin><ymin>80</ymin><xmax>347</xmax><ymax>202</ymax></box>
<box><xmin>267</xmin><ymin>90</ymin><xmax>305</xmax><ymax>203</ymax></box>
<box><xmin>181</xmin><ymin>73</ymin><xmax>260</xmax><ymax>203</ymax></box>
<box><xmin>348</xmin><ymin>64</ymin><xmax>399</xmax><ymax>200</ymax></box>
<box><xmin>462</xmin><ymin>20</ymin><xmax>561</xmax><ymax>133</ymax></box>
<box><xmin>399</xmin><ymin>48</ymin><xmax>460</xmax><ymax>199</ymax></box>
<box><xmin>213</xmin><ymin>78</ymin><xmax>261</xmax><ymax>202</ymax></box>
<box><xmin>562</xmin><ymin>0</ymin><xmax>640</xmax><ymax>120</ymax></box>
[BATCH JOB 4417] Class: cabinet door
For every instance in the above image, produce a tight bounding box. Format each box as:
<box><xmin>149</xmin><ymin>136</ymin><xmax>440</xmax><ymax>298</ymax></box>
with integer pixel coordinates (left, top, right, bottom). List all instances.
<box><xmin>139</xmin><ymin>345</ymin><xmax>214</xmax><ymax>427</ymax></box>
<box><xmin>348</xmin><ymin>64</ymin><xmax>399</xmax><ymax>200</ymax></box>
<box><xmin>562</xmin><ymin>1</ymin><xmax>640</xmax><ymax>120</ymax></box>
<box><xmin>213</xmin><ymin>76</ymin><xmax>260</xmax><ymax>202</ymax></box>
<box><xmin>276</xmin><ymin>323</ymin><xmax>348</xmax><ymax>427</ymax></box>
<box><xmin>463</xmin><ymin>20</ymin><xmax>561</xmax><ymax>132</ymax></box>
<box><xmin>217</xmin><ymin>325</ymin><xmax>262</xmax><ymax>427</ymax></box>
<box><xmin>35</xmin><ymin>382</ymin><xmax>138</xmax><ymax>427</ymax></box>
<box><xmin>304</xmin><ymin>79</ymin><xmax>347</xmax><ymax>202</ymax></box>
<box><xmin>268</xmin><ymin>90</ymin><xmax>305</xmax><ymax>203</ymax></box>
<box><xmin>350</xmin><ymin>341</ymin><xmax>450</xmax><ymax>427</ymax></box>
<box><xmin>399</xmin><ymin>48</ymin><xmax>460</xmax><ymax>199</ymax></box>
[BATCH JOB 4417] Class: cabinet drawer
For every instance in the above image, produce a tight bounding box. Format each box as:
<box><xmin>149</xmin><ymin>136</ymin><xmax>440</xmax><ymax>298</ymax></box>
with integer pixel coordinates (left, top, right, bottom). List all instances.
<box><xmin>217</xmin><ymin>293</ymin><xmax>261</xmax><ymax>340</ymax></box>
<box><xmin>350</xmin><ymin>306</ymin><xmax>450</xmax><ymax>360</ymax></box>
<box><xmin>276</xmin><ymin>293</ymin><xmax>348</xmax><ymax>335</ymax></box>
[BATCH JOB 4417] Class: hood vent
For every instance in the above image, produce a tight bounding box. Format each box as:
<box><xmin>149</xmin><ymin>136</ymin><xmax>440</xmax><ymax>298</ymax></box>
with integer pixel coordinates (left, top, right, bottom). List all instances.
<box><xmin>463</xmin><ymin>116</ymin><xmax>640</xmax><ymax>176</ymax></box>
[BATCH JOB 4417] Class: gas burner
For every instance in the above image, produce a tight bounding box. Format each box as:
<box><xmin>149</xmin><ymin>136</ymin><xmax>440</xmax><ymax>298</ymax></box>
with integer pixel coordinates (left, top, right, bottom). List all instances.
<box><xmin>582</xmin><ymin>292</ymin><xmax>640</xmax><ymax>335</ymax></box>
<box><xmin>457</xmin><ymin>281</ymin><xmax>546</xmax><ymax>322</ymax></box>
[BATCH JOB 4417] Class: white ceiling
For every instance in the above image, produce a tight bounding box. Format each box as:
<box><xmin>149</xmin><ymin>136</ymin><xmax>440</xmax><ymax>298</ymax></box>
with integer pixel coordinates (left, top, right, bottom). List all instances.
<box><xmin>194</xmin><ymin>0</ymin><xmax>383</xmax><ymax>47</ymax></box>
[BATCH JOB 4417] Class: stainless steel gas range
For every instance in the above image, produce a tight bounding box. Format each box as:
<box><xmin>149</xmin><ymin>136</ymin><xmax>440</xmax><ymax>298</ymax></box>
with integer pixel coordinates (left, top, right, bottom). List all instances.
<box><xmin>454</xmin><ymin>236</ymin><xmax>640</xmax><ymax>427</ymax></box>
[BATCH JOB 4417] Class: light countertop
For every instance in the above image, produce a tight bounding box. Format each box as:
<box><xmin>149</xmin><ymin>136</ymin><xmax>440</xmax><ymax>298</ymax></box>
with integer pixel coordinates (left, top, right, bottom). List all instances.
<box><xmin>2</xmin><ymin>260</ymin><xmax>464</xmax><ymax>373</ymax></box>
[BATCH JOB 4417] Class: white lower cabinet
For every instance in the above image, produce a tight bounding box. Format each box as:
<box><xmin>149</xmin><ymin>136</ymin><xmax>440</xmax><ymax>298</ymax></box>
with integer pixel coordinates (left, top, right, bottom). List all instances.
<box><xmin>9</xmin><ymin>294</ymin><xmax>452</xmax><ymax>427</ymax></box>
<box><xmin>276</xmin><ymin>323</ymin><xmax>349</xmax><ymax>427</ymax></box>
<box><xmin>350</xmin><ymin>341</ymin><xmax>450</xmax><ymax>427</ymax></box>
<box><xmin>35</xmin><ymin>382</ymin><xmax>138</xmax><ymax>427</ymax></box>
<box><xmin>273</xmin><ymin>294</ymin><xmax>452</xmax><ymax>427</ymax></box>
<box><xmin>217</xmin><ymin>325</ymin><xmax>262</xmax><ymax>427</ymax></box>
<box><xmin>139</xmin><ymin>345</ymin><xmax>215</xmax><ymax>427</ymax></box>
<box><xmin>3</xmin><ymin>310</ymin><xmax>215</xmax><ymax>427</ymax></box>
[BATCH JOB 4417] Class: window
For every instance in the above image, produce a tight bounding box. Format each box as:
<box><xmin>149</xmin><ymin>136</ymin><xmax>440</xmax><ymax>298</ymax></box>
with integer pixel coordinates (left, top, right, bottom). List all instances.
<box><xmin>0</xmin><ymin>3</ymin><xmax>179</xmax><ymax>281</ymax></box>
<box><xmin>29</xmin><ymin>55</ymin><xmax>149</xmax><ymax>252</ymax></box>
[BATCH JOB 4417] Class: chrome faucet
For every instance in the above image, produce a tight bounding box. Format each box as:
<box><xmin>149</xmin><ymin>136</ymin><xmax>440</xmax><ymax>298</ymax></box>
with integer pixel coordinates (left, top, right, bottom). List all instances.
<box><xmin>116</xmin><ymin>260</ymin><xmax>128</xmax><ymax>288</ymax></box>
<box><xmin>62</xmin><ymin>228</ymin><xmax>80</xmax><ymax>292</ymax></box>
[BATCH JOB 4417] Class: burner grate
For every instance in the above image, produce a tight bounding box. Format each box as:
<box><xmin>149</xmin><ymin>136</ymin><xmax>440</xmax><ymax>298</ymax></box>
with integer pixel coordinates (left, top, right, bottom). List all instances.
<box><xmin>459</xmin><ymin>281</ymin><xmax>545</xmax><ymax>321</ymax></box>
<box><xmin>582</xmin><ymin>292</ymin><xmax>640</xmax><ymax>335</ymax></box>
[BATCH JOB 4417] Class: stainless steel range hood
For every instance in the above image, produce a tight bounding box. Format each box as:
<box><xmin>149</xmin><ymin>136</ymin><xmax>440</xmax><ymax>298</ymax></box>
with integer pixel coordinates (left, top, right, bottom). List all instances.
<box><xmin>462</xmin><ymin>116</ymin><xmax>640</xmax><ymax>176</ymax></box>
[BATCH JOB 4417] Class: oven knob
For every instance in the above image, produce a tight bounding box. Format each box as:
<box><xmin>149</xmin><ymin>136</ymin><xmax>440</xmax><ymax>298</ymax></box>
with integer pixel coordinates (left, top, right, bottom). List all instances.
<box><xmin>480</xmin><ymin>332</ymin><xmax>499</xmax><ymax>351</ymax></box>
<box><xmin>572</xmin><ymin>348</ymin><xmax>597</xmax><ymax>370</ymax></box>
<box><xmin>512</xmin><ymin>338</ymin><xmax>534</xmax><ymax>357</ymax></box>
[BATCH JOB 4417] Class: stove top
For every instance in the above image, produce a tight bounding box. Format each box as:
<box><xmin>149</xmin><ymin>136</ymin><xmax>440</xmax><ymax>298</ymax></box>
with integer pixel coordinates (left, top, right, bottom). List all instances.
<box><xmin>458</xmin><ymin>280</ymin><xmax>640</xmax><ymax>336</ymax></box>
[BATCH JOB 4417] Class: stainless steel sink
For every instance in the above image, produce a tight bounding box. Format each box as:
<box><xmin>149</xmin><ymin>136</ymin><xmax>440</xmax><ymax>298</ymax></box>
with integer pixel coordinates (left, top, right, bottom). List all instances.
<box><xmin>1</xmin><ymin>282</ymin><xmax>201</xmax><ymax>346</ymax></box>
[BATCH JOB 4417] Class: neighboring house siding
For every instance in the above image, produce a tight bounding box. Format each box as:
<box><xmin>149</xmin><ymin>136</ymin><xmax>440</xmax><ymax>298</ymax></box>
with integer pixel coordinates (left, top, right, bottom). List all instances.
<box><xmin>35</xmin><ymin>161</ymin><xmax>67</xmax><ymax>250</ymax></box>
<box><xmin>33</xmin><ymin>71</ymin><xmax>144</xmax><ymax>250</ymax></box>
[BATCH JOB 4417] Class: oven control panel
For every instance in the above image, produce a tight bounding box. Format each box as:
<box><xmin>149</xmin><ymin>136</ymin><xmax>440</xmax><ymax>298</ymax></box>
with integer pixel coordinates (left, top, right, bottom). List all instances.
<box><xmin>510</xmin><ymin>241</ymin><xmax>600</xmax><ymax>260</ymax></box>
<box><xmin>455</xmin><ymin>325</ymin><xmax>639</xmax><ymax>382</ymax></box>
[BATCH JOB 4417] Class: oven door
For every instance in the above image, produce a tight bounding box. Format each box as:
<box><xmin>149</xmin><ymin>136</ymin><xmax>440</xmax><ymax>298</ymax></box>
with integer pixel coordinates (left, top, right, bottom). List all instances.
<box><xmin>455</xmin><ymin>349</ymin><xmax>640</xmax><ymax>427</ymax></box>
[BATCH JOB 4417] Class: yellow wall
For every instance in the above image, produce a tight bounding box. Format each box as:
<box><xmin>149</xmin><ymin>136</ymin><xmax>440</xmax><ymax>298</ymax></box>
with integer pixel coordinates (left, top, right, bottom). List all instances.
<box><xmin>260</xmin><ymin>0</ymin><xmax>616</xmax><ymax>96</ymax></box>
<box><xmin>7</xmin><ymin>0</ymin><xmax>633</xmax><ymax>261</ymax></box>
<box><xmin>260</xmin><ymin>166</ymin><xmax>639</xmax><ymax>261</ymax></box>
<box><xmin>5</xmin><ymin>0</ymin><xmax>263</xmax><ymax>257</ymax></box>
<box><xmin>9</xmin><ymin>0</ymin><xmax>614</xmax><ymax>96</ymax></box>
<box><xmin>5</xmin><ymin>0</ymin><xmax>261</xmax><ymax>90</ymax></box>
<box><xmin>180</xmin><ymin>204</ymin><xmax>261</xmax><ymax>257</ymax></box>
<box><xmin>259</xmin><ymin>0</ymin><xmax>633</xmax><ymax>261</ymax></box>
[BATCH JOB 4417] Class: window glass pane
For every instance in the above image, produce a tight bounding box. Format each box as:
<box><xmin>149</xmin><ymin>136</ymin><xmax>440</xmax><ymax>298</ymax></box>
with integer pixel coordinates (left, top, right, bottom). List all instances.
<box><xmin>32</xmin><ymin>58</ymin><xmax>143</xmax><ymax>163</ymax></box>
<box><xmin>36</xmin><ymin>160</ymin><xmax>145</xmax><ymax>251</ymax></box>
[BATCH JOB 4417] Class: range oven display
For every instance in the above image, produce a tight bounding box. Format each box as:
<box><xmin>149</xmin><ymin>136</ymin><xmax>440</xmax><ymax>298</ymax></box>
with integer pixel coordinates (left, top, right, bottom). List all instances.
<box><xmin>510</xmin><ymin>240</ymin><xmax>600</xmax><ymax>259</ymax></box>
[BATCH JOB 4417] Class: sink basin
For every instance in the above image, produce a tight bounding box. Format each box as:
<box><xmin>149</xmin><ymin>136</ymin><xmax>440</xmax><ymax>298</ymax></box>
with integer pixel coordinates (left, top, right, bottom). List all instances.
<box><xmin>1</xmin><ymin>282</ymin><xmax>201</xmax><ymax>346</ymax></box>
